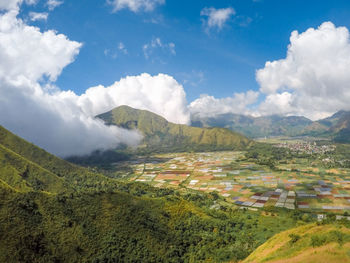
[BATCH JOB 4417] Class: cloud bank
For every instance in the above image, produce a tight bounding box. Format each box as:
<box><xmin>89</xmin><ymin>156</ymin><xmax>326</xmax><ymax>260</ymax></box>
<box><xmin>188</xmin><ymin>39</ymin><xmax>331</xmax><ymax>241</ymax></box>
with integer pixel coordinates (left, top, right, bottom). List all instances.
<box><xmin>189</xmin><ymin>91</ymin><xmax>259</xmax><ymax>118</ymax></box>
<box><xmin>256</xmin><ymin>22</ymin><xmax>350</xmax><ymax>120</ymax></box>
<box><xmin>77</xmin><ymin>73</ymin><xmax>190</xmax><ymax>125</ymax></box>
<box><xmin>191</xmin><ymin>22</ymin><xmax>350</xmax><ymax>121</ymax></box>
<box><xmin>0</xmin><ymin>9</ymin><xmax>141</xmax><ymax>157</ymax></box>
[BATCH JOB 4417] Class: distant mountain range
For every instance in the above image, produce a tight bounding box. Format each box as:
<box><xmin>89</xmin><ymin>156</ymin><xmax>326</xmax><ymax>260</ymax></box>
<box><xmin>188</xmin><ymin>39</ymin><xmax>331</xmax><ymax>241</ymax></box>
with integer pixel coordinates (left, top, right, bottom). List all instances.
<box><xmin>191</xmin><ymin>110</ymin><xmax>350</xmax><ymax>142</ymax></box>
<box><xmin>97</xmin><ymin>105</ymin><xmax>253</xmax><ymax>153</ymax></box>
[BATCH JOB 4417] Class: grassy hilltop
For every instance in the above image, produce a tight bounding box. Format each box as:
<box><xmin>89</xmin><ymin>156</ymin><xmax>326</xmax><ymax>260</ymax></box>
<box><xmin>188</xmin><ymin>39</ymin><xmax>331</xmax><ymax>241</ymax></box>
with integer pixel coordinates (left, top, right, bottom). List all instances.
<box><xmin>243</xmin><ymin>223</ymin><xmax>350</xmax><ymax>263</ymax></box>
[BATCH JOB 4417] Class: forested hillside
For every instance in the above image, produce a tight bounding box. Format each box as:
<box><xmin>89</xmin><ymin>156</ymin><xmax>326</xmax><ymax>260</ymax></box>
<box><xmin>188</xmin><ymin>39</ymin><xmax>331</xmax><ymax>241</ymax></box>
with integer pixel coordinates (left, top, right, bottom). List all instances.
<box><xmin>0</xmin><ymin>125</ymin><xmax>302</xmax><ymax>262</ymax></box>
<box><xmin>97</xmin><ymin>105</ymin><xmax>252</xmax><ymax>153</ymax></box>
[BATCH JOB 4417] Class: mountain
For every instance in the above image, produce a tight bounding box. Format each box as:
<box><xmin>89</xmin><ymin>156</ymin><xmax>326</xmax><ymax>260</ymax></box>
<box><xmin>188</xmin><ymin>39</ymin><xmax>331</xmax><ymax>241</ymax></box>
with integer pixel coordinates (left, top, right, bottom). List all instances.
<box><xmin>301</xmin><ymin>111</ymin><xmax>350</xmax><ymax>142</ymax></box>
<box><xmin>97</xmin><ymin>105</ymin><xmax>252</xmax><ymax>152</ymax></box>
<box><xmin>328</xmin><ymin>111</ymin><xmax>350</xmax><ymax>143</ymax></box>
<box><xmin>0</xmin><ymin>125</ymin><xmax>301</xmax><ymax>262</ymax></box>
<box><xmin>191</xmin><ymin>110</ymin><xmax>350</xmax><ymax>142</ymax></box>
<box><xmin>191</xmin><ymin>113</ymin><xmax>313</xmax><ymax>138</ymax></box>
<box><xmin>243</xmin><ymin>223</ymin><xmax>350</xmax><ymax>263</ymax></box>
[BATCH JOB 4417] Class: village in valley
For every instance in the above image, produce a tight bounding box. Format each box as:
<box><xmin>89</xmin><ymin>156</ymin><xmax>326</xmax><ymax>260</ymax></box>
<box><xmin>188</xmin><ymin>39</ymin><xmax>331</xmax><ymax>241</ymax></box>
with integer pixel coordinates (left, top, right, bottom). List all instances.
<box><xmin>114</xmin><ymin>148</ymin><xmax>350</xmax><ymax>216</ymax></box>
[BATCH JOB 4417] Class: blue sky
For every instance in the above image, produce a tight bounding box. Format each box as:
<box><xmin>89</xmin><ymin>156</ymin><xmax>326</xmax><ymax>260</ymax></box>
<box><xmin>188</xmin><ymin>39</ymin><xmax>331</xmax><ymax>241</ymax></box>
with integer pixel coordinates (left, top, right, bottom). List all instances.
<box><xmin>20</xmin><ymin>0</ymin><xmax>350</xmax><ymax>102</ymax></box>
<box><xmin>2</xmin><ymin>0</ymin><xmax>350</xmax><ymax>155</ymax></box>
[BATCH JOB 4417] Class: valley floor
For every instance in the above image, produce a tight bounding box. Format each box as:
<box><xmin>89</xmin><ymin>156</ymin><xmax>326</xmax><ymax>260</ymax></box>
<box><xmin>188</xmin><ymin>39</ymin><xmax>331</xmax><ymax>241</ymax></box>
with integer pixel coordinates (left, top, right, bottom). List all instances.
<box><xmin>113</xmin><ymin>150</ymin><xmax>350</xmax><ymax>216</ymax></box>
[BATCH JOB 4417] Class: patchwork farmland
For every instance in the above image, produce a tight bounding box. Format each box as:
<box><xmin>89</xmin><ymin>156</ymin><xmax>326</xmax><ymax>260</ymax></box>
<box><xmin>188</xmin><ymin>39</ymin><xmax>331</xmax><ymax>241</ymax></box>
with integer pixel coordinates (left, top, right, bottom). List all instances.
<box><xmin>117</xmin><ymin>151</ymin><xmax>350</xmax><ymax>213</ymax></box>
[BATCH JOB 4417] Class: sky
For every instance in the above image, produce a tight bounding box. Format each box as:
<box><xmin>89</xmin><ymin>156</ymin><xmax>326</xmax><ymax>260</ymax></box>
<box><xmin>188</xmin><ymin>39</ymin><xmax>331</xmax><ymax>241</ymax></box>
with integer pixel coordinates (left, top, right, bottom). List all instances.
<box><xmin>1</xmin><ymin>0</ymin><xmax>350</xmax><ymax>156</ymax></box>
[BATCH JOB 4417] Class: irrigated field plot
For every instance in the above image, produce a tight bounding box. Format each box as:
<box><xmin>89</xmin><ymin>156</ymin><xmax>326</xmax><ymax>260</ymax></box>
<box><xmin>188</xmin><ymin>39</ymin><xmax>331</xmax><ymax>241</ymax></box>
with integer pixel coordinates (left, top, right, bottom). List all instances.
<box><xmin>116</xmin><ymin>151</ymin><xmax>350</xmax><ymax>213</ymax></box>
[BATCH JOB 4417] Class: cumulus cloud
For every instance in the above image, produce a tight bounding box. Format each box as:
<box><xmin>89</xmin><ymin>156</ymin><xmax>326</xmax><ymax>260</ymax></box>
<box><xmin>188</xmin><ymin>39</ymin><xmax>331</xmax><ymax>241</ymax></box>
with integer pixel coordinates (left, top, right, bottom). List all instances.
<box><xmin>201</xmin><ymin>7</ymin><xmax>235</xmax><ymax>32</ymax></box>
<box><xmin>189</xmin><ymin>90</ymin><xmax>259</xmax><ymax>118</ymax></box>
<box><xmin>46</xmin><ymin>0</ymin><xmax>63</xmax><ymax>11</ymax></box>
<box><xmin>256</xmin><ymin>22</ymin><xmax>350</xmax><ymax>120</ymax></box>
<box><xmin>29</xmin><ymin>11</ymin><xmax>48</xmax><ymax>21</ymax></box>
<box><xmin>0</xmin><ymin>9</ymin><xmax>141</xmax><ymax>157</ymax></box>
<box><xmin>107</xmin><ymin>0</ymin><xmax>164</xmax><ymax>13</ymax></box>
<box><xmin>143</xmin><ymin>37</ymin><xmax>175</xmax><ymax>59</ymax></box>
<box><xmin>77</xmin><ymin>73</ymin><xmax>191</xmax><ymax>125</ymax></box>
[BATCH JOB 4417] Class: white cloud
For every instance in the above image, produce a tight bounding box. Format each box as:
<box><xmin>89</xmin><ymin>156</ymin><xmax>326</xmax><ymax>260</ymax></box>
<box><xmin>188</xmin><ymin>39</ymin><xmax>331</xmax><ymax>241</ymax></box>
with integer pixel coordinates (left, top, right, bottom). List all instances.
<box><xmin>257</xmin><ymin>92</ymin><xmax>294</xmax><ymax>116</ymax></box>
<box><xmin>46</xmin><ymin>0</ymin><xmax>63</xmax><ymax>11</ymax></box>
<box><xmin>77</xmin><ymin>73</ymin><xmax>191</xmax><ymax>125</ymax></box>
<box><xmin>0</xmin><ymin>10</ymin><xmax>141</xmax><ymax>157</ymax></box>
<box><xmin>107</xmin><ymin>0</ymin><xmax>164</xmax><ymax>13</ymax></box>
<box><xmin>0</xmin><ymin>0</ymin><xmax>21</xmax><ymax>11</ymax></box>
<box><xmin>118</xmin><ymin>42</ymin><xmax>127</xmax><ymax>54</ymax></box>
<box><xmin>201</xmin><ymin>7</ymin><xmax>235</xmax><ymax>31</ymax></box>
<box><xmin>0</xmin><ymin>11</ymin><xmax>80</xmax><ymax>83</ymax></box>
<box><xmin>143</xmin><ymin>37</ymin><xmax>175</xmax><ymax>59</ymax></box>
<box><xmin>189</xmin><ymin>90</ymin><xmax>259</xmax><ymax>118</ymax></box>
<box><xmin>0</xmin><ymin>0</ymin><xmax>37</xmax><ymax>11</ymax></box>
<box><xmin>29</xmin><ymin>11</ymin><xmax>48</xmax><ymax>21</ymax></box>
<box><xmin>256</xmin><ymin>22</ymin><xmax>350</xmax><ymax>120</ymax></box>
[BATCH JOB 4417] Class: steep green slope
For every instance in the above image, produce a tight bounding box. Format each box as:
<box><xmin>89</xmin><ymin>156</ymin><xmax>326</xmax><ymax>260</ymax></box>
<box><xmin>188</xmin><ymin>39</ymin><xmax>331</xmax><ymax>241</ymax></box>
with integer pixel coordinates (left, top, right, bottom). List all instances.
<box><xmin>97</xmin><ymin>105</ymin><xmax>252</xmax><ymax>152</ymax></box>
<box><xmin>0</xmin><ymin>143</ymin><xmax>66</xmax><ymax>193</ymax></box>
<box><xmin>243</xmin><ymin>223</ymin><xmax>350</xmax><ymax>263</ymax></box>
<box><xmin>0</xmin><ymin>125</ymin><xmax>119</xmax><ymax>193</ymax></box>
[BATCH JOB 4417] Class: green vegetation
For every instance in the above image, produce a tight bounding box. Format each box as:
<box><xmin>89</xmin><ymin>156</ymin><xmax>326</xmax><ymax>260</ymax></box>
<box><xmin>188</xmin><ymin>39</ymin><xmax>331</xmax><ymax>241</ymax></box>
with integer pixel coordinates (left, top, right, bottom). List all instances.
<box><xmin>243</xmin><ymin>223</ymin><xmax>350</xmax><ymax>263</ymax></box>
<box><xmin>0</xmin><ymin>184</ymin><xmax>304</xmax><ymax>263</ymax></box>
<box><xmin>0</xmin><ymin>125</ymin><xmax>304</xmax><ymax>262</ymax></box>
<box><xmin>0</xmin><ymin>125</ymin><xmax>122</xmax><ymax>193</ymax></box>
<box><xmin>97</xmin><ymin>105</ymin><xmax>253</xmax><ymax>153</ymax></box>
<box><xmin>1</xmin><ymin>123</ymin><xmax>349</xmax><ymax>262</ymax></box>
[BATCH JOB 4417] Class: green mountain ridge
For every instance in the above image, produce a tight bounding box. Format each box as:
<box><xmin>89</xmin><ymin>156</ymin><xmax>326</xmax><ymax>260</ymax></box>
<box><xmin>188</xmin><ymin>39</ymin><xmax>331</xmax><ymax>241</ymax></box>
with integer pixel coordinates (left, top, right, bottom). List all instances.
<box><xmin>191</xmin><ymin>113</ymin><xmax>313</xmax><ymax>138</ymax></box>
<box><xmin>97</xmin><ymin>105</ymin><xmax>253</xmax><ymax>152</ymax></box>
<box><xmin>191</xmin><ymin>110</ymin><xmax>350</xmax><ymax>142</ymax></box>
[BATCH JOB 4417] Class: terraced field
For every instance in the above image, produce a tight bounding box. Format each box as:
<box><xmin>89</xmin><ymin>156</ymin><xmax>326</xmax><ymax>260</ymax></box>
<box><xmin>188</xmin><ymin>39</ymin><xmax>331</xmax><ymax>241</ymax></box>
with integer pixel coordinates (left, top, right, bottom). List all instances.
<box><xmin>115</xmin><ymin>151</ymin><xmax>350</xmax><ymax>214</ymax></box>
